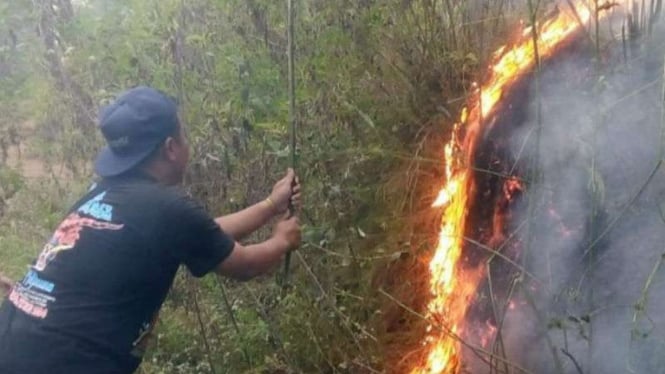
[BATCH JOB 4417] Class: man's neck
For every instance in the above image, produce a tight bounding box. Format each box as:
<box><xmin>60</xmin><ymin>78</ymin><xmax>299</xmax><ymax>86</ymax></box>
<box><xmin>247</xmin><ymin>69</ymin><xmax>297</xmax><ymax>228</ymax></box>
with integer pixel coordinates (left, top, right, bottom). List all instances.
<box><xmin>140</xmin><ymin>163</ymin><xmax>177</xmax><ymax>186</ymax></box>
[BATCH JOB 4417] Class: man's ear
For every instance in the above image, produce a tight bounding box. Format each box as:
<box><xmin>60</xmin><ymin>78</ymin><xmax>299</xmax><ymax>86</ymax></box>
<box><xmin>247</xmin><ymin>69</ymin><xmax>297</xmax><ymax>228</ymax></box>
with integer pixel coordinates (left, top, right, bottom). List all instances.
<box><xmin>163</xmin><ymin>137</ymin><xmax>178</xmax><ymax>162</ymax></box>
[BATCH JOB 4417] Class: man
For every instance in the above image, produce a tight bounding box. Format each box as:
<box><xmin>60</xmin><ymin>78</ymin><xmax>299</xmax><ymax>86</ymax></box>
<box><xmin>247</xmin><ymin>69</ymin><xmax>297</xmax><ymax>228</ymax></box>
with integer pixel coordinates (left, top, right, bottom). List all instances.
<box><xmin>0</xmin><ymin>86</ymin><xmax>301</xmax><ymax>373</ymax></box>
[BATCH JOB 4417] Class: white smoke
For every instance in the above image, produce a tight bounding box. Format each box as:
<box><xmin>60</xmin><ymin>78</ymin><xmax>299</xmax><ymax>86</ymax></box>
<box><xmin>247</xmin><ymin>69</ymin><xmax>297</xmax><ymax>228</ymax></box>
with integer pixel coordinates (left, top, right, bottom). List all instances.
<box><xmin>495</xmin><ymin>21</ymin><xmax>665</xmax><ymax>374</ymax></box>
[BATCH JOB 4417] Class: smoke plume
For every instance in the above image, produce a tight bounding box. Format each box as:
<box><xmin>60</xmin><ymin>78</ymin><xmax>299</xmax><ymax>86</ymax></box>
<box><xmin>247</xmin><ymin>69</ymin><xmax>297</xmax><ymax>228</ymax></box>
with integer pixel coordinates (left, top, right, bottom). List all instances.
<box><xmin>496</xmin><ymin>20</ymin><xmax>665</xmax><ymax>374</ymax></box>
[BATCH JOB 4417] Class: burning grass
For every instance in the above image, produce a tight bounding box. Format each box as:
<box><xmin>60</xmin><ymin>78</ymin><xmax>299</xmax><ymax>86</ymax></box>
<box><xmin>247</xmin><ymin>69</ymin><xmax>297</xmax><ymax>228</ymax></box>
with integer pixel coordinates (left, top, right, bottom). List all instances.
<box><xmin>381</xmin><ymin>1</ymin><xmax>665</xmax><ymax>373</ymax></box>
<box><xmin>409</xmin><ymin>3</ymin><xmax>608</xmax><ymax>373</ymax></box>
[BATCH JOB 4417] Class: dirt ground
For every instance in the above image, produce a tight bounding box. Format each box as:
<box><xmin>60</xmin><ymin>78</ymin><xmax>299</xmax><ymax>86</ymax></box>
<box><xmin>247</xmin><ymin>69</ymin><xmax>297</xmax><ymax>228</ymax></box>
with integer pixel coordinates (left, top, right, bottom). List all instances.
<box><xmin>3</xmin><ymin>121</ymin><xmax>71</xmax><ymax>180</ymax></box>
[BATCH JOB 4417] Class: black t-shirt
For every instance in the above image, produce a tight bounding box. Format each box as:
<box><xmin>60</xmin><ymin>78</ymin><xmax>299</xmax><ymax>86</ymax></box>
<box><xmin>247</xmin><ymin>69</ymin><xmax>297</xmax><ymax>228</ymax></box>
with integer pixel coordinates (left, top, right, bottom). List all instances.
<box><xmin>0</xmin><ymin>173</ymin><xmax>235</xmax><ymax>374</ymax></box>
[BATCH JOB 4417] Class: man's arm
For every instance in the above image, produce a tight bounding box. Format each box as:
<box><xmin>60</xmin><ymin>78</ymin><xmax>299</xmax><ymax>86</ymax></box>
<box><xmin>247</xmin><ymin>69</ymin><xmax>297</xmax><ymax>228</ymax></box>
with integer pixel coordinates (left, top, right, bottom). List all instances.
<box><xmin>215</xmin><ymin>168</ymin><xmax>301</xmax><ymax>240</ymax></box>
<box><xmin>214</xmin><ymin>200</ymin><xmax>274</xmax><ymax>241</ymax></box>
<box><xmin>216</xmin><ymin>216</ymin><xmax>300</xmax><ymax>281</ymax></box>
<box><xmin>217</xmin><ymin>239</ymin><xmax>288</xmax><ymax>281</ymax></box>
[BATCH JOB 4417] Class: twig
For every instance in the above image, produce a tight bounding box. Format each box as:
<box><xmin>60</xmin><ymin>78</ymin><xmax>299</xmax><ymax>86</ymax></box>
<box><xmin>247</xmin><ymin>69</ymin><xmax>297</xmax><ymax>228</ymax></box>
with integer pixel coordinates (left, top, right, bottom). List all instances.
<box><xmin>243</xmin><ymin>284</ymin><xmax>296</xmax><ymax>369</ymax></box>
<box><xmin>561</xmin><ymin>348</ymin><xmax>585</xmax><ymax>374</ymax></box>
<box><xmin>564</xmin><ymin>0</ymin><xmax>596</xmax><ymax>48</ymax></box>
<box><xmin>521</xmin><ymin>286</ymin><xmax>565</xmax><ymax>373</ymax></box>
<box><xmin>586</xmin><ymin>0</ymin><xmax>608</xmax><ymax>362</ymax></box>
<box><xmin>380</xmin><ymin>288</ymin><xmax>498</xmax><ymax>369</ymax></box>
<box><xmin>631</xmin><ymin>252</ymin><xmax>664</xmax><ymax>327</ymax></box>
<box><xmin>215</xmin><ymin>276</ymin><xmax>251</xmax><ymax>366</ymax></box>
<box><xmin>594</xmin><ymin>0</ymin><xmax>601</xmax><ymax>64</ymax></box>
<box><xmin>622</xmin><ymin>22</ymin><xmax>628</xmax><ymax>66</ymax></box>
<box><xmin>581</xmin><ymin>159</ymin><xmax>663</xmax><ymax>260</ymax></box>
<box><xmin>191</xmin><ymin>284</ymin><xmax>218</xmax><ymax>374</ymax></box>
<box><xmin>351</xmin><ymin>359</ymin><xmax>383</xmax><ymax>374</ymax></box>
<box><xmin>464</xmin><ymin>236</ymin><xmax>541</xmax><ymax>284</ymax></box>
<box><xmin>294</xmin><ymin>251</ymin><xmax>377</xmax><ymax>344</ymax></box>
<box><xmin>304</xmin><ymin>241</ymin><xmax>405</xmax><ymax>261</ymax></box>
<box><xmin>304</xmin><ymin>321</ymin><xmax>335</xmax><ymax>372</ymax></box>
<box><xmin>471</xmin><ymin>165</ymin><xmax>530</xmax><ymax>184</ymax></box>
<box><xmin>524</xmin><ymin>11</ymin><xmax>546</xmax><ymax>360</ymax></box>
<box><xmin>601</xmin><ymin>78</ymin><xmax>662</xmax><ymax>115</ymax></box>
<box><xmin>508</xmin><ymin>126</ymin><xmax>535</xmax><ymax>176</ymax></box>
<box><xmin>660</xmin><ymin>50</ymin><xmax>665</xmax><ymax>160</ymax></box>
<box><xmin>627</xmin><ymin>43</ymin><xmax>665</xmax><ymax>374</ymax></box>
<box><xmin>378</xmin><ymin>288</ymin><xmax>535</xmax><ymax>374</ymax></box>
<box><xmin>484</xmin><ymin>217</ymin><xmax>533</xmax><ymax>371</ymax></box>
<box><xmin>486</xmin><ymin>266</ymin><xmax>510</xmax><ymax>374</ymax></box>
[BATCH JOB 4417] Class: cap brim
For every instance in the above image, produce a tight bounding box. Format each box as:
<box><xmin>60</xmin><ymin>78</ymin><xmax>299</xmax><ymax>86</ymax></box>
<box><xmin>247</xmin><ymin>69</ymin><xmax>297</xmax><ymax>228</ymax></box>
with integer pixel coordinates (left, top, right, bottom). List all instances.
<box><xmin>94</xmin><ymin>145</ymin><xmax>157</xmax><ymax>178</ymax></box>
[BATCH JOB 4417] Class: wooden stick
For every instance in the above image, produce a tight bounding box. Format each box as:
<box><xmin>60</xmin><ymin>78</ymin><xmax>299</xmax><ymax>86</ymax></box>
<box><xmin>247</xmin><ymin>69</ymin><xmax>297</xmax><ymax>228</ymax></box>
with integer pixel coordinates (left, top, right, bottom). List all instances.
<box><xmin>281</xmin><ymin>0</ymin><xmax>297</xmax><ymax>290</ymax></box>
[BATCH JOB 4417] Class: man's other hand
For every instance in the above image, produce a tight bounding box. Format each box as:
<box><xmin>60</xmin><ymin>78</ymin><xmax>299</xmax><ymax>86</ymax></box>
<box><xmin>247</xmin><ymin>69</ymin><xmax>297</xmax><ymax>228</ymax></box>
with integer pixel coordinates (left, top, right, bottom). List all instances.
<box><xmin>268</xmin><ymin>168</ymin><xmax>301</xmax><ymax>214</ymax></box>
<box><xmin>217</xmin><ymin>216</ymin><xmax>301</xmax><ymax>281</ymax></box>
<box><xmin>0</xmin><ymin>273</ymin><xmax>13</xmax><ymax>295</ymax></box>
<box><xmin>272</xmin><ymin>215</ymin><xmax>301</xmax><ymax>251</ymax></box>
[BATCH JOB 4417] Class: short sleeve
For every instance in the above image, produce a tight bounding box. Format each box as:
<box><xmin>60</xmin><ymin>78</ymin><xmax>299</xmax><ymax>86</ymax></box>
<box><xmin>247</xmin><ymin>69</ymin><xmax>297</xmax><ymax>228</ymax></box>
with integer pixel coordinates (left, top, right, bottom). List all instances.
<box><xmin>165</xmin><ymin>193</ymin><xmax>235</xmax><ymax>277</ymax></box>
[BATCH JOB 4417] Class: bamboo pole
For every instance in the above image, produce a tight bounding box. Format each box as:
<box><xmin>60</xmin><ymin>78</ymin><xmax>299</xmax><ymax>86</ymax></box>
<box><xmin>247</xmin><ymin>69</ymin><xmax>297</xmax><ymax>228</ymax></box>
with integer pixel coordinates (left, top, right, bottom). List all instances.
<box><xmin>281</xmin><ymin>0</ymin><xmax>297</xmax><ymax>289</ymax></box>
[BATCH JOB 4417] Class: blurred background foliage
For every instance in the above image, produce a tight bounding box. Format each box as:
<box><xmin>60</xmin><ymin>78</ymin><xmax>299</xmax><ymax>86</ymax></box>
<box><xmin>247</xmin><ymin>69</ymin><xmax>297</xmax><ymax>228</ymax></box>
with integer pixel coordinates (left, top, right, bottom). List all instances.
<box><xmin>0</xmin><ymin>0</ymin><xmax>523</xmax><ymax>372</ymax></box>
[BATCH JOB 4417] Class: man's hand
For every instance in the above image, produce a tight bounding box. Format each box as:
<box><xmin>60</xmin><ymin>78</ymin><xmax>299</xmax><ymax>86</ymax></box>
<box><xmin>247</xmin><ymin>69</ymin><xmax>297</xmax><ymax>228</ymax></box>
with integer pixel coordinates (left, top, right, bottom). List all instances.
<box><xmin>0</xmin><ymin>273</ymin><xmax>13</xmax><ymax>295</ymax></box>
<box><xmin>268</xmin><ymin>168</ymin><xmax>301</xmax><ymax>215</ymax></box>
<box><xmin>216</xmin><ymin>216</ymin><xmax>301</xmax><ymax>281</ymax></box>
<box><xmin>215</xmin><ymin>169</ymin><xmax>301</xmax><ymax>240</ymax></box>
<box><xmin>272</xmin><ymin>215</ymin><xmax>301</xmax><ymax>251</ymax></box>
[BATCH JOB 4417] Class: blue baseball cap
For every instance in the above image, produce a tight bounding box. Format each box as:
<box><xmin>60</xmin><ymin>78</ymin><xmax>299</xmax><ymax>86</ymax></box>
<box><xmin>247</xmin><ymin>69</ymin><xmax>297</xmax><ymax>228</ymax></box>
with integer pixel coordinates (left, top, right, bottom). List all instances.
<box><xmin>94</xmin><ymin>86</ymin><xmax>178</xmax><ymax>177</ymax></box>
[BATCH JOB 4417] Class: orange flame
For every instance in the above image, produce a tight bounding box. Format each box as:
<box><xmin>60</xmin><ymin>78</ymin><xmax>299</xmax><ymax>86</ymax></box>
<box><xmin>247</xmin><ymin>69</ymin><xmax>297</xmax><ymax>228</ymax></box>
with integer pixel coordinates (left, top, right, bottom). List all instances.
<box><xmin>412</xmin><ymin>2</ymin><xmax>623</xmax><ymax>373</ymax></box>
